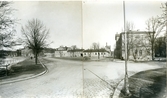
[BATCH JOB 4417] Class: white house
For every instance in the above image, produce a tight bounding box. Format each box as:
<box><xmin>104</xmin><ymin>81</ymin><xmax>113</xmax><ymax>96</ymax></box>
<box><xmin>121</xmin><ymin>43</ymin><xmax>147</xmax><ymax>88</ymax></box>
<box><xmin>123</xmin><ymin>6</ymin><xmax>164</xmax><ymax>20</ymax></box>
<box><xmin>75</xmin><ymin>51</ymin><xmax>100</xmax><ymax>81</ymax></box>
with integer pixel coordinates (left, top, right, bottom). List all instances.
<box><xmin>55</xmin><ymin>46</ymin><xmax>70</xmax><ymax>57</ymax></box>
<box><xmin>83</xmin><ymin>49</ymin><xmax>110</xmax><ymax>59</ymax></box>
<box><xmin>67</xmin><ymin>49</ymin><xmax>84</xmax><ymax>57</ymax></box>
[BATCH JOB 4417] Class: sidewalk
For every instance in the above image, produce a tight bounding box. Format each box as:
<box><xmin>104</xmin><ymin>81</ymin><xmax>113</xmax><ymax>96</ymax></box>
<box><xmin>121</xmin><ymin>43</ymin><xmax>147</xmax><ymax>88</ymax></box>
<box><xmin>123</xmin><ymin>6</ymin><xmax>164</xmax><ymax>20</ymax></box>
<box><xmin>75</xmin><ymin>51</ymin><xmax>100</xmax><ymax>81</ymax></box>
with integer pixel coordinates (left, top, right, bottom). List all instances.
<box><xmin>118</xmin><ymin>68</ymin><xmax>166</xmax><ymax>98</ymax></box>
<box><xmin>0</xmin><ymin>58</ymin><xmax>47</xmax><ymax>85</ymax></box>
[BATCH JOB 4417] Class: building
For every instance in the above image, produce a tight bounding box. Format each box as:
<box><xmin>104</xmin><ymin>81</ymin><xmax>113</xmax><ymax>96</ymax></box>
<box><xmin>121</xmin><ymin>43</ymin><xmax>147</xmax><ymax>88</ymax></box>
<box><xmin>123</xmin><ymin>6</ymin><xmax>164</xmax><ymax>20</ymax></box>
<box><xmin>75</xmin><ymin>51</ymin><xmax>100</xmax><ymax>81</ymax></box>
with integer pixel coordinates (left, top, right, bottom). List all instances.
<box><xmin>0</xmin><ymin>41</ymin><xmax>25</xmax><ymax>57</ymax></box>
<box><xmin>83</xmin><ymin>43</ymin><xmax>112</xmax><ymax>59</ymax></box>
<box><xmin>55</xmin><ymin>45</ymin><xmax>85</xmax><ymax>58</ymax></box>
<box><xmin>42</xmin><ymin>48</ymin><xmax>56</xmax><ymax>57</ymax></box>
<box><xmin>54</xmin><ymin>44</ymin><xmax>112</xmax><ymax>59</ymax></box>
<box><xmin>83</xmin><ymin>48</ymin><xmax>110</xmax><ymax>58</ymax></box>
<box><xmin>104</xmin><ymin>43</ymin><xmax>113</xmax><ymax>57</ymax></box>
<box><xmin>21</xmin><ymin>47</ymin><xmax>33</xmax><ymax>57</ymax></box>
<box><xmin>115</xmin><ymin>31</ymin><xmax>152</xmax><ymax>61</ymax></box>
<box><xmin>55</xmin><ymin>46</ymin><xmax>72</xmax><ymax>57</ymax></box>
<box><xmin>67</xmin><ymin>49</ymin><xmax>84</xmax><ymax>57</ymax></box>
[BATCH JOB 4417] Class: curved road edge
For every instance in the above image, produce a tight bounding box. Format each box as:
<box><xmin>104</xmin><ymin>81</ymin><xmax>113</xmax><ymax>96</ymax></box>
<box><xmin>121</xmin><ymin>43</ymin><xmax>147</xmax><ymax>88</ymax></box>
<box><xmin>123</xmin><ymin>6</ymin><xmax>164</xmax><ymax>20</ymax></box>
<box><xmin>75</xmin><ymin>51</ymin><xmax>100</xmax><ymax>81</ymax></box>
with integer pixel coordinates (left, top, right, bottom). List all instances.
<box><xmin>112</xmin><ymin>79</ymin><xmax>124</xmax><ymax>98</ymax></box>
<box><xmin>0</xmin><ymin>58</ymin><xmax>48</xmax><ymax>85</ymax></box>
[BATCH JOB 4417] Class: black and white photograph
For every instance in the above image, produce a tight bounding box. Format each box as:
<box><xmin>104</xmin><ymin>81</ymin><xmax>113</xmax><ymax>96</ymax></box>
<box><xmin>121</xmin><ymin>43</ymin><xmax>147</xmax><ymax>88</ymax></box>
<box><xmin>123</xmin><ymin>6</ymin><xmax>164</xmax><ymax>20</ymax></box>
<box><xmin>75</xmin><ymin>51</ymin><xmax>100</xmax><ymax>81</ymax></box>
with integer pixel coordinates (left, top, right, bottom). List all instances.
<box><xmin>0</xmin><ymin>0</ymin><xmax>166</xmax><ymax>98</ymax></box>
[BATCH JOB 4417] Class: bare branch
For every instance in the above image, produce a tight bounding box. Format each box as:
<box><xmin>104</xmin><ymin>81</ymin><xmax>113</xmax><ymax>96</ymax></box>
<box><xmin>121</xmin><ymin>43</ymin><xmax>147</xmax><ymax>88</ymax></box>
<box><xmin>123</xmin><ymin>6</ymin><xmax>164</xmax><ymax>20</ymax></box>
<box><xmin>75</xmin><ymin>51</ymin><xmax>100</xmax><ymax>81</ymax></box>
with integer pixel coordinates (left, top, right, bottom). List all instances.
<box><xmin>145</xmin><ymin>15</ymin><xmax>165</xmax><ymax>60</ymax></box>
<box><xmin>22</xmin><ymin>19</ymin><xmax>50</xmax><ymax>64</ymax></box>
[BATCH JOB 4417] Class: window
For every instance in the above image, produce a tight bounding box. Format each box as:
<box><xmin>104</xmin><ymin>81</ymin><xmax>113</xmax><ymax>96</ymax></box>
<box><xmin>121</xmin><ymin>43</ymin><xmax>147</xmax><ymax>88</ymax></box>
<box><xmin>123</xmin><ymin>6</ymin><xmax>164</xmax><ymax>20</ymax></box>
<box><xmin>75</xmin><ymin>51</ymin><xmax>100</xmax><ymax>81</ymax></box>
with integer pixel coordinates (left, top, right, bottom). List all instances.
<box><xmin>101</xmin><ymin>53</ymin><xmax>103</xmax><ymax>55</ymax></box>
<box><xmin>84</xmin><ymin>53</ymin><xmax>86</xmax><ymax>55</ymax></box>
<box><xmin>95</xmin><ymin>53</ymin><xmax>97</xmax><ymax>55</ymax></box>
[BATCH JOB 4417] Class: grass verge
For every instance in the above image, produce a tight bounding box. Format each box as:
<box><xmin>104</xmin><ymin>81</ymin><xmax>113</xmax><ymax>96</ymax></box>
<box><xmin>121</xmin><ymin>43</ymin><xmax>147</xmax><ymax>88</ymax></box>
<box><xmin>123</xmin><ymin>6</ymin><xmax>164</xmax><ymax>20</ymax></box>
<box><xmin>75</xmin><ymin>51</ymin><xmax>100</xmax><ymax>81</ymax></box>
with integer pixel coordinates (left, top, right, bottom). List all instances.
<box><xmin>0</xmin><ymin>58</ymin><xmax>45</xmax><ymax>80</ymax></box>
<box><xmin>120</xmin><ymin>68</ymin><xmax>166</xmax><ymax>98</ymax></box>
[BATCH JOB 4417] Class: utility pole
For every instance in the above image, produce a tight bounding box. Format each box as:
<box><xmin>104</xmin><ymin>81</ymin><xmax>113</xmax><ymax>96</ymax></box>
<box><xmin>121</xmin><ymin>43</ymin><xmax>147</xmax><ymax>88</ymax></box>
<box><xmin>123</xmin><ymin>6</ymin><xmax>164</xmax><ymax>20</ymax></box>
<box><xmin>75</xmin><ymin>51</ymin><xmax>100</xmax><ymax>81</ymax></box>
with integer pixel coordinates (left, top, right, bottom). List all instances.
<box><xmin>122</xmin><ymin>1</ymin><xmax>130</xmax><ymax>96</ymax></box>
<box><xmin>165</xmin><ymin>2</ymin><xmax>167</xmax><ymax>60</ymax></box>
<box><xmin>165</xmin><ymin>2</ymin><xmax>167</xmax><ymax>94</ymax></box>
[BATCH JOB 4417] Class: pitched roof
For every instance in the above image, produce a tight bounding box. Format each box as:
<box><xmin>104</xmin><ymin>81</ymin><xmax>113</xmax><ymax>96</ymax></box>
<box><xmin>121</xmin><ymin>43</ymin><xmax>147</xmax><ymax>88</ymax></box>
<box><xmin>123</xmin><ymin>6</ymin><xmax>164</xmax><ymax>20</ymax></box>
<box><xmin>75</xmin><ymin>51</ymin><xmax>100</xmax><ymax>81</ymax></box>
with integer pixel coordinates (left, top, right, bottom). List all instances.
<box><xmin>67</xmin><ymin>49</ymin><xmax>84</xmax><ymax>52</ymax></box>
<box><xmin>83</xmin><ymin>49</ymin><xmax>109</xmax><ymax>53</ymax></box>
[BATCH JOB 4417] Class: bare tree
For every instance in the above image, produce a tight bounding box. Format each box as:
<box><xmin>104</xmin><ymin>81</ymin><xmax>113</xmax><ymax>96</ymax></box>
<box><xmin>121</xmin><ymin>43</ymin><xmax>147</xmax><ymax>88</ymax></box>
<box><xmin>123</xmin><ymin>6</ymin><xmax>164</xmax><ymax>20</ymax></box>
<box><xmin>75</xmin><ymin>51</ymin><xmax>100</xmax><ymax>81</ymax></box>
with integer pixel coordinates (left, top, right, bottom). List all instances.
<box><xmin>120</xmin><ymin>21</ymin><xmax>135</xmax><ymax>60</ymax></box>
<box><xmin>128</xmin><ymin>33</ymin><xmax>151</xmax><ymax>61</ymax></box>
<box><xmin>91</xmin><ymin>42</ymin><xmax>100</xmax><ymax>59</ymax></box>
<box><xmin>145</xmin><ymin>16</ymin><xmax>165</xmax><ymax>60</ymax></box>
<box><xmin>159</xmin><ymin>2</ymin><xmax>167</xmax><ymax>61</ymax></box>
<box><xmin>22</xmin><ymin>19</ymin><xmax>49</xmax><ymax>64</ymax></box>
<box><xmin>126</xmin><ymin>21</ymin><xmax>135</xmax><ymax>60</ymax></box>
<box><xmin>125</xmin><ymin>21</ymin><xmax>135</xmax><ymax>32</ymax></box>
<box><xmin>71</xmin><ymin>45</ymin><xmax>77</xmax><ymax>57</ymax></box>
<box><xmin>91</xmin><ymin>42</ymin><xmax>100</xmax><ymax>50</ymax></box>
<box><xmin>0</xmin><ymin>1</ymin><xmax>17</xmax><ymax>57</ymax></box>
<box><xmin>155</xmin><ymin>36</ymin><xmax>166</xmax><ymax>57</ymax></box>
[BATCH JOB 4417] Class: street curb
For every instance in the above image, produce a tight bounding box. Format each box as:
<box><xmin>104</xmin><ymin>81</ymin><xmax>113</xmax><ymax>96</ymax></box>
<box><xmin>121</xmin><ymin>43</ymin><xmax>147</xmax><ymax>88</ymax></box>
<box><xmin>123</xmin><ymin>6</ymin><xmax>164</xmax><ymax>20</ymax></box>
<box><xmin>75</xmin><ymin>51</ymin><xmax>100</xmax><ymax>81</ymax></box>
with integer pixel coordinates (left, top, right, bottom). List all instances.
<box><xmin>112</xmin><ymin>74</ymin><xmax>134</xmax><ymax>98</ymax></box>
<box><xmin>112</xmin><ymin>79</ymin><xmax>124</xmax><ymax>98</ymax></box>
<box><xmin>0</xmin><ymin>59</ymin><xmax>48</xmax><ymax>85</ymax></box>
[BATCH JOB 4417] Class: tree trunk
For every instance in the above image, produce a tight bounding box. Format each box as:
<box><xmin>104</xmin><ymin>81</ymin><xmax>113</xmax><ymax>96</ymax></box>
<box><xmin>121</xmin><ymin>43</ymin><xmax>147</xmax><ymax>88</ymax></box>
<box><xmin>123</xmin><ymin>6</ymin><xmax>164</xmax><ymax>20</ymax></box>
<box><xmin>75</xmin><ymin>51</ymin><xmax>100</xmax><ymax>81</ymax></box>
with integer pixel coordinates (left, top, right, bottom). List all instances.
<box><xmin>35</xmin><ymin>52</ymin><xmax>38</xmax><ymax>65</ymax></box>
<box><xmin>127</xmin><ymin>49</ymin><xmax>129</xmax><ymax>60</ymax></box>
<box><xmin>152</xmin><ymin>44</ymin><xmax>154</xmax><ymax>60</ymax></box>
<box><xmin>98</xmin><ymin>52</ymin><xmax>100</xmax><ymax>59</ymax></box>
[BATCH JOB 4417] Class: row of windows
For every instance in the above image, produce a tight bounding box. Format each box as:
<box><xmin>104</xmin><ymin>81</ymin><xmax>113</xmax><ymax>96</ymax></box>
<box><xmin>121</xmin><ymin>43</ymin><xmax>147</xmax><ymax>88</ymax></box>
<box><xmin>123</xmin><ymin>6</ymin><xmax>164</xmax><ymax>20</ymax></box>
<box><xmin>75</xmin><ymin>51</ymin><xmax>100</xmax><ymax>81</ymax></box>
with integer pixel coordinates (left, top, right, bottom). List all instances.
<box><xmin>84</xmin><ymin>52</ymin><xmax>106</xmax><ymax>55</ymax></box>
<box><xmin>132</xmin><ymin>49</ymin><xmax>150</xmax><ymax>56</ymax></box>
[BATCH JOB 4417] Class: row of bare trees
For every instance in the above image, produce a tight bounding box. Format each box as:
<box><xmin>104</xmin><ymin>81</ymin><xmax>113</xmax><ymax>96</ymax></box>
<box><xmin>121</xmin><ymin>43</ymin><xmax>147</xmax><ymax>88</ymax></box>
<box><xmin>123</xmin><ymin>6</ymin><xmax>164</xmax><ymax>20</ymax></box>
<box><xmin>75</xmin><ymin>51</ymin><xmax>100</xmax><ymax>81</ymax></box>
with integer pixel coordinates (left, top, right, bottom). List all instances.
<box><xmin>0</xmin><ymin>1</ymin><xmax>17</xmax><ymax>57</ymax></box>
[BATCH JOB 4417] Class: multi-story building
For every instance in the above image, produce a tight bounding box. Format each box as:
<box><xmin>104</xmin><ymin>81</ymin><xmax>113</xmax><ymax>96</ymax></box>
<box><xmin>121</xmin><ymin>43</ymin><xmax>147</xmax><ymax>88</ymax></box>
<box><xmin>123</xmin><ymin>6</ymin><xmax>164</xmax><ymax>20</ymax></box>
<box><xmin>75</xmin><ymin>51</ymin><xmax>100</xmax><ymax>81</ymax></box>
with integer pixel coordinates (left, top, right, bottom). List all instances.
<box><xmin>115</xmin><ymin>31</ymin><xmax>152</xmax><ymax>61</ymax></box>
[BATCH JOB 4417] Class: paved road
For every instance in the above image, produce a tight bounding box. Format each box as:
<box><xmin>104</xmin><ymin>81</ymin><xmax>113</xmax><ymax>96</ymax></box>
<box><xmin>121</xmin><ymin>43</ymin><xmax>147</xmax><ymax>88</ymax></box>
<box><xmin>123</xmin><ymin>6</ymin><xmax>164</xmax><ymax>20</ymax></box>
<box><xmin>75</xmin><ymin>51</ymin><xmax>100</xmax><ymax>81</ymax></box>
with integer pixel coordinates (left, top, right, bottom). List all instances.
<box><xmin>0</xmin><ymin>58</ymin><xmax>162</xmax><ymax>98</ymax></box>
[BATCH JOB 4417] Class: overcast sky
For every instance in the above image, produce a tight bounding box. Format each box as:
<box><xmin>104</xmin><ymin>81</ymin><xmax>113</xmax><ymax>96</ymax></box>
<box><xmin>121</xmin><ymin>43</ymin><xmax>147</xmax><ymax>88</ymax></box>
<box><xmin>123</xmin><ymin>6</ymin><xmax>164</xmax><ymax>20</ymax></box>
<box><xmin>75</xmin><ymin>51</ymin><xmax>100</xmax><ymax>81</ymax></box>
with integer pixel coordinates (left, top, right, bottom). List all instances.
<box><xmin>12</xmin><ymin>1</ymin><xmax>165</xmax><ymax>50</ymax></box>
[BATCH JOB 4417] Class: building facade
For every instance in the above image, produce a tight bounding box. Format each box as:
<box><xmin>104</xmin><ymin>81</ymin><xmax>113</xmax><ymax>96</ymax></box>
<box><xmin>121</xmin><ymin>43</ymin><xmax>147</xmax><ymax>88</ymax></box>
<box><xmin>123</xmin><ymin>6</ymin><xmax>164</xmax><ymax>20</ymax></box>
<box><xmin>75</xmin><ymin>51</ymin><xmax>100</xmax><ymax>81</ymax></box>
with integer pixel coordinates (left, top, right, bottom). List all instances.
<box><xmin>83</xmin><ymin>49</ymin><xmax>110</xmax><ymax>58</ymax></box>
<box><xmin>67</xmin><ymin>49</ymin><xmax>84</xmax><ymax>57</ymax></box>
<box><xmin>55</xmin><ymin>46</ymin><xmax>69</xmax><ymax>57</ymax></box>
<box><xmin>55</xmin><ymin>46</ymin><xmax>84</xmax><ymax>57</ymax></box>
<box><xmin>115</xmin><ymin>31</ymin><xmax>152</xmax><ymax>61</ymax></box>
